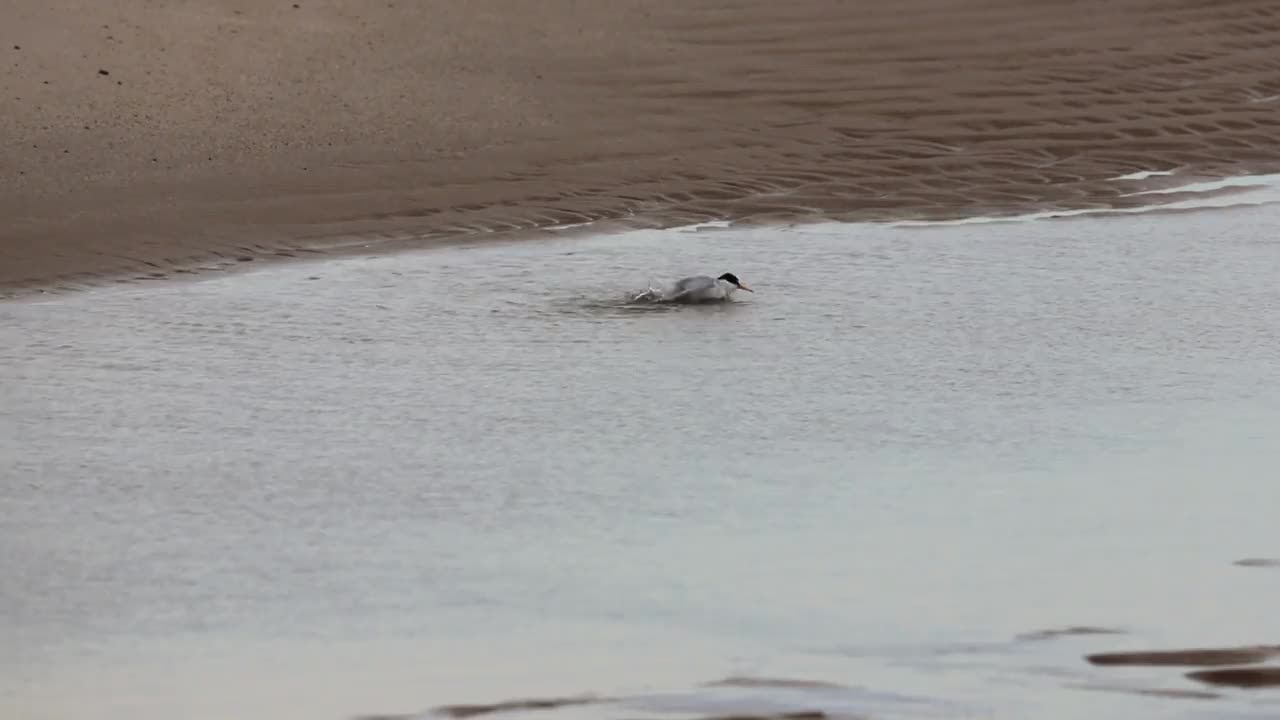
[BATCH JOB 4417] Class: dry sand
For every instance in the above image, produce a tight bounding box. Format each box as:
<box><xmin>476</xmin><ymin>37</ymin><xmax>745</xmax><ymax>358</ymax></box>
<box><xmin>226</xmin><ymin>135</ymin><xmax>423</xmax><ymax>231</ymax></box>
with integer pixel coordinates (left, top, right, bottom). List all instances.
<box><xmin>6</xmin><ymin>0</ymin><xmax>1280</xmax><ymax>292</ymax></box>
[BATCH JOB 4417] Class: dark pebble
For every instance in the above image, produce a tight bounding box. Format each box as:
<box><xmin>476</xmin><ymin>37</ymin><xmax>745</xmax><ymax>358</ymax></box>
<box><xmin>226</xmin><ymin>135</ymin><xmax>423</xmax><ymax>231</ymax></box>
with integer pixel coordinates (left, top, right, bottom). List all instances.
<box><xmin>1187</xmin><ymin>667</ymin><xmax>1280</xmax><ymax>689</ymax></box>
<box><xmin>1087</xmin><ymin>646</ymin><xmax>1280</xmax><ymax>667</ymax></box>
<box><xmin>433</xmin><ymin>697</ymin><xmax>608</xmax><ymax>718</ymax></box>
<box><xmin>98</xmin><ymin>69</ymin><xmax>109</xmax><ymax>76</ymax></box>
<box><xmin>1019</xmin><ymin>626</ymin><xmax>1125</xmax><ymax>641</ymax></box>
<box><xmin>1235</xmin><ymin>558</ymin><xmax>1280</xmax><ymax>568</ymax></box>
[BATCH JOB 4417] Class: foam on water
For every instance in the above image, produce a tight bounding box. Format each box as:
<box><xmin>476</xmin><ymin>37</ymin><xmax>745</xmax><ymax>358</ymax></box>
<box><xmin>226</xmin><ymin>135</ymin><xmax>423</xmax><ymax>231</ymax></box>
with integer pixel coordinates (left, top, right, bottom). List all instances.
<box><xmin>892</xmin><ymin>172</ymin><xmax>1280</xmax><ymax>226</ymax></box>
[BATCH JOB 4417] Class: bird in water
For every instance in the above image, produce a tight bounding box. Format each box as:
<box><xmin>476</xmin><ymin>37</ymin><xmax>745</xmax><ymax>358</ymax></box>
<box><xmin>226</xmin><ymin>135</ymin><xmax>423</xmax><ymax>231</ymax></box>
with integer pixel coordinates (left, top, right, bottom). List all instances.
<box><xmin>636</xmin><ymin>272</ymin><xmax>754</xmax><ymax>303</ymax></box>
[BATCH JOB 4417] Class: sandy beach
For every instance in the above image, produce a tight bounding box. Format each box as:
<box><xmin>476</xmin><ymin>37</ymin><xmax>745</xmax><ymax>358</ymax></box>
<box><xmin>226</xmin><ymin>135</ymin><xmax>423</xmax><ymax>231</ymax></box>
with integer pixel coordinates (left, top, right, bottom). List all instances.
<box><xmin>6</xmin><ymin>0</ymin><xmax>1280</xmax><ymax>293</ymax></box>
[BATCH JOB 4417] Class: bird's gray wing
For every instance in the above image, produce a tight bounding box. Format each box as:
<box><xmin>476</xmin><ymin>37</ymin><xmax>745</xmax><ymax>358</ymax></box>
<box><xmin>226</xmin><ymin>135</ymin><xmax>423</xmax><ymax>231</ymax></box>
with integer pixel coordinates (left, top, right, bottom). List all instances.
<box><xmin>671</xmin><ymin>275</ymin><xmax>715</xmax><ymax>295</ymax></box>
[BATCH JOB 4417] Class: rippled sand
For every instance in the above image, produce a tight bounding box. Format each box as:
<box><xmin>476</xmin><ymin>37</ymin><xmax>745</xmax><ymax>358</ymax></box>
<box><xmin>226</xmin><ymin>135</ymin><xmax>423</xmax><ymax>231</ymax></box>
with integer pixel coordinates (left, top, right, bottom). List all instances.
<box><xmin>7</xmin><ymin>1</ymin><xmax>1280</xmax><ymax>292</ymax></box>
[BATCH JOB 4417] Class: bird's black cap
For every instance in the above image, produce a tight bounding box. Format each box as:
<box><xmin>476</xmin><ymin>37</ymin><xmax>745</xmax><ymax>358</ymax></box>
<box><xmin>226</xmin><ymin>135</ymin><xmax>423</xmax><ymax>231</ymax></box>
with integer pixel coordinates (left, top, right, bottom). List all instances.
<box><xmin>717</xmin><ymin>272</ymin><xmax>741</xmax><ymax>286</ymax></box>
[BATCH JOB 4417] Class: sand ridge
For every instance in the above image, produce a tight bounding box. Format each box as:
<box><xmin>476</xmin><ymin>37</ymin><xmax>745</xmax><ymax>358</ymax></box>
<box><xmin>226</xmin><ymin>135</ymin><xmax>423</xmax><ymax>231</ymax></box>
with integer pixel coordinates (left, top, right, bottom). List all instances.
<box><xmin>6</xmin><ymin>0</ymin><xmax>1280</xmax><ymax>293</ymax></box>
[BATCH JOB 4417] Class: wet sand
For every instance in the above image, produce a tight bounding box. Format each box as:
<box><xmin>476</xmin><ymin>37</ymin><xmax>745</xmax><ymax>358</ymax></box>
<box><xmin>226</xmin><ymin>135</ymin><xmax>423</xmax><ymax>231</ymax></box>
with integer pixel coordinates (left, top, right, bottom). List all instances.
<box><xmin>7</xmin><ymin>0</ymin><xmax>1280</xmax><ymax>293</ymax></box>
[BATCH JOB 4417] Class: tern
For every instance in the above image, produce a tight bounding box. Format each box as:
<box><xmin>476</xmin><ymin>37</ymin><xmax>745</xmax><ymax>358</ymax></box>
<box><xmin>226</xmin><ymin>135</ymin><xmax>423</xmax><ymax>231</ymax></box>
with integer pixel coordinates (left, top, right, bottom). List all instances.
<box><xmin>634</xmin><ymin>272</ymin><xmax>754</xmax><ymax>303</ymax></box>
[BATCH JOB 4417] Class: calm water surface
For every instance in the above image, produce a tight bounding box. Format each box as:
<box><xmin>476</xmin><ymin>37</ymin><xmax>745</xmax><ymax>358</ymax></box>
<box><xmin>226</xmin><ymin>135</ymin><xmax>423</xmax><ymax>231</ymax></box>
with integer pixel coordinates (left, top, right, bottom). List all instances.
<box><xmin>3</xmin><ymin>208</ymin><xmax>1280</xmax><ymax>720</ymax></box>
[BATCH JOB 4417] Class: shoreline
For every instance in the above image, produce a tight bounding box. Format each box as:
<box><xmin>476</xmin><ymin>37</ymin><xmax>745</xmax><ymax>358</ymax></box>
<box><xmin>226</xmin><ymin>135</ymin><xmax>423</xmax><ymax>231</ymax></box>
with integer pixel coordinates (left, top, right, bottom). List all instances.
<box><xmin>8</xmin><ymin>163</ymin><xmax>1280</xmax><ymax>303</ymax></box>
<box><xmin>7</xmin><ymin>0</ymin><xmax>1280</xmax><ymax>296</ymax></box>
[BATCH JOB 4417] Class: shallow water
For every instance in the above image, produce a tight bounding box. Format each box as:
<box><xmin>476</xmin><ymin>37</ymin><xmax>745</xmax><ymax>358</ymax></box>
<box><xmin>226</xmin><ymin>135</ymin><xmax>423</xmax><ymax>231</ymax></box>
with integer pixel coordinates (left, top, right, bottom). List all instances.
<box><xmin>4</xmin><ymin>206</ymin><xmax>1280</xmax><ymax>720</ymax></box>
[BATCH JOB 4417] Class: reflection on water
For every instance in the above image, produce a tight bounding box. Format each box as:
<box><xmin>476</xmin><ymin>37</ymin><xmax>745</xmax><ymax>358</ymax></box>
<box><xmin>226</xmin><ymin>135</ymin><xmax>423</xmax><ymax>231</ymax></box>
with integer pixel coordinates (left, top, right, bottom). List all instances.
<box><xmin>4</xmin><ymin>206</ymin><xmax>1280</xmax><ymax>720</ymax></box>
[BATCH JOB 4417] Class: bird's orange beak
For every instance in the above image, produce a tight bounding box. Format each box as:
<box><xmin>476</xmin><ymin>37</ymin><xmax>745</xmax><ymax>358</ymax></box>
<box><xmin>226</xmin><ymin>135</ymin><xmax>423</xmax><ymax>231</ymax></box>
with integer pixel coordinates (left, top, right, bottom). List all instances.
<box><xmin>738</xmin><ymin>283</ymin><xmax>754</xmax><ymax>292</ymax></box>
